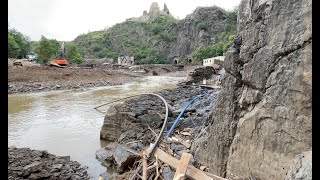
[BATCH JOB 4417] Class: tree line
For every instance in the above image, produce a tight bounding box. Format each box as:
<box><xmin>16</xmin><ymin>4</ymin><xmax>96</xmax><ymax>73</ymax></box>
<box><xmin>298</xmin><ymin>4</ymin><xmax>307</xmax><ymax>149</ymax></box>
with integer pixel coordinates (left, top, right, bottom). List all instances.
<box><xmin>8</xmin><ymin>28</ymin><xmax>84</xmax><ymax>64</ymax></box>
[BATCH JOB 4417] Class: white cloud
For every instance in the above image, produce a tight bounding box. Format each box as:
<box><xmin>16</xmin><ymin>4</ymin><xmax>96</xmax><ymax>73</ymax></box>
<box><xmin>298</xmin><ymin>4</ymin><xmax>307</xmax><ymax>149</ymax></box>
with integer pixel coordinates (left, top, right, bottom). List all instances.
<box><xmin>8</xmin><ymin>0</ymin><xmax>241</xmax><ymax>41</ymax></box>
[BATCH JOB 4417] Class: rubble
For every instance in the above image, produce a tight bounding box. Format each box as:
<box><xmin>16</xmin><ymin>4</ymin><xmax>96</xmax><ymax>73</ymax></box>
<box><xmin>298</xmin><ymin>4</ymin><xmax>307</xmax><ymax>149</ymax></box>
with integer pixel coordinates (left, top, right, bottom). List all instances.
<box><xmin>182</xmin><ymin>66</ymin><xmax>217</xmax><ymax>85</ymax></box>
<box><xmin>96</xmin><ymin>75</ymin><xmax>225</xmax><ymax>179</ymax></box>
<box><xmin>8</xmin><ymin>146</ymin><xmax>90</xmax><ymax>180</ymax></box>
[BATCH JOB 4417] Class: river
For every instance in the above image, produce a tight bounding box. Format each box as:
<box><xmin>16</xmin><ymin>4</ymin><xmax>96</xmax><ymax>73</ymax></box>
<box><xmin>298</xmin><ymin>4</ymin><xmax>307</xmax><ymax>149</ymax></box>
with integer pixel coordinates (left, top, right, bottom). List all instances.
<box><xmin>8</xmin><ymin>76</ymin><xmax>186</xmax><ymax>179</ymax></box>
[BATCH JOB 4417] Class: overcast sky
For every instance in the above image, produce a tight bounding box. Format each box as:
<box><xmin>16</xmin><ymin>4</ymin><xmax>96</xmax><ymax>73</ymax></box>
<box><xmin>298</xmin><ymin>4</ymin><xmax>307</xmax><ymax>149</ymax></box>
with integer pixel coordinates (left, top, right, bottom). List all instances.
<box><xmin>8</xmin><ymin>0</ymin><xmax>241</xmax><ymax>41</ymax></box>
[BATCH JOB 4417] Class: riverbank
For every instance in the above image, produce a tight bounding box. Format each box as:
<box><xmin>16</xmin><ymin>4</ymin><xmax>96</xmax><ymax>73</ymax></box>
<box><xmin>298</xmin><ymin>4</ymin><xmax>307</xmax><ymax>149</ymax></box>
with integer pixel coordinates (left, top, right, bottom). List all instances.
<box><xmin>8</xmin><ymin>146</ymin><xmax>90</xmax><ymax>180</ymax></box>
<box><xmin>8</xmin><ymin>66</ymin><xmax>142</xmax><ymax>94</ymax></box>
<box><xmin>8</xmin><ymin>65</ymin><xmax>199</xmax><ymax>94</ymax></box>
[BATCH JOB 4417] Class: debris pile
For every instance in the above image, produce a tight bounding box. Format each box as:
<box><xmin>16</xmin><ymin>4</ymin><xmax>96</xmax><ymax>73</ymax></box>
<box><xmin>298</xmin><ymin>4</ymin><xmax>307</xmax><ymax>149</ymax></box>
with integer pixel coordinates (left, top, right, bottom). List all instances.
<box><xmin>8</xmin><ymin>146</ymin><xmax>90</xmax><ymax>180</ymax></box>
<box><xmin>96</xmin><ymin>85</ymin><xmax>226</xmax><ymax>179</ymax></box>
<box><xmin>179</xmin><ymin>66</ymin><xmax>223</xmax><ymax>86</ymax></box>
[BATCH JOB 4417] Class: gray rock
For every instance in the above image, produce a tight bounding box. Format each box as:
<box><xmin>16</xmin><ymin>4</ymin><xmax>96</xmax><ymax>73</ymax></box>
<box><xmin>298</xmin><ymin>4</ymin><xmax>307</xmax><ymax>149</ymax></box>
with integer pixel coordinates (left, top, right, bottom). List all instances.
<box><xmin>285</xmin><ymin>151</ymin><xmax>312</xmax><ymax>180</ymax></box>
<box><xmin>28</xmin><ymin>170</ymin><xmax>51</xmax><ymax>180</ymax></box>
<box><xmin>95</xmin><ymin>143</ymin><xmax>118</xmax><ymax>167</ymax></box>
<box><xmin>171</xmin><ymin>143</ymin><xmax>187</xmax><ymax>151</ymax></box>
<box><xmin>52</xmin><ymin>164</ymin><xmax>63</xmax><ymax>169</ymax></box>
<box><xmin>114</xmin><ymin>145</ymin><xmax>138</xmax><ymax>172</ymax></box>
<box><xmin>8</xmin><ymin>147</ymin><xmax>89</xmax><ymax>179</ymax></box>
<box><xmin>162</xmin><ymin>166</ymin><xmax>174</xmax><ymax>180</ymax></box>
<box><xmin>23</xmin><ymin>161</ymin><xmax>42</xmax><ymax>172</ymax></box>
<box><xmin>176</xmin><ymin>149</ymin><xmax>190</xmax><ymax>156</ymax></box>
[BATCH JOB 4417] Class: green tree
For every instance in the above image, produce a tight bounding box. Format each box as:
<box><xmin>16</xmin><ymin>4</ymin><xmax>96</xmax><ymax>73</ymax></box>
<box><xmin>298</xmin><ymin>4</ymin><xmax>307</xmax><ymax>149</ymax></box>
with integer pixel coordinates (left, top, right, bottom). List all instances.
<box><xmin>36</xmin><ymin>36</ymin><xmax>60</xmax><ymax>64</ymax></box>
<box><xmin>65</xmin><ymin>42</ymin><xmax>84</xmax><ymax>64</ymax></box>
<box><xmin>8</xmin><ymin>28</ymin><xmax>31</xmax><ymax>58</ymax></box>
<box><xmin>8</xmin><ymin>33</ymin><xmax>20</xmax><ymax>58</ymax></box>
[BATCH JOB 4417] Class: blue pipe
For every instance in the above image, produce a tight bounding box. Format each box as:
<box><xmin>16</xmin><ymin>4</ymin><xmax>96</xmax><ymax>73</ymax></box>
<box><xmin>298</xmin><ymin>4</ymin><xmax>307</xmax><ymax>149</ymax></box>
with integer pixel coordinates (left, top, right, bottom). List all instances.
<box><xmin>165</xmin><ymin>91</ymin><xmax>212</xmax><ymax>139</ymax></box>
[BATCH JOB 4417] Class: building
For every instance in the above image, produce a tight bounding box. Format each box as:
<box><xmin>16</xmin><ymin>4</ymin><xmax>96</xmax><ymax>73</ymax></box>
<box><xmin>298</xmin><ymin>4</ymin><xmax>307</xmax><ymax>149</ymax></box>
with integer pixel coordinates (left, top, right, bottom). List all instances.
<box><xmin>203</xmin><ymin>56</ymin><xmax>225</xmax><ymax>67</ymax></box>
<box><xmin>118</xmin><ymin>56</ymin><xmax>134</xmax><ymax>65</ymax></box>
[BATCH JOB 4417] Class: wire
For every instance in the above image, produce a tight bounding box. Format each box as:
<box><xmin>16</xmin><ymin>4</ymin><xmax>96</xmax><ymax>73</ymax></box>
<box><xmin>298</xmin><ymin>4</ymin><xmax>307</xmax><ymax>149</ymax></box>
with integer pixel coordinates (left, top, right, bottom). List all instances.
<box><xmin>94</xmin><ymin>93</ymin><xmax>169</xmax><ymax>158</ymax></box>
<box><xmin>165</xmin><ymin>91</ymin><xmax>213</xmax><ymax>139</ymax></box>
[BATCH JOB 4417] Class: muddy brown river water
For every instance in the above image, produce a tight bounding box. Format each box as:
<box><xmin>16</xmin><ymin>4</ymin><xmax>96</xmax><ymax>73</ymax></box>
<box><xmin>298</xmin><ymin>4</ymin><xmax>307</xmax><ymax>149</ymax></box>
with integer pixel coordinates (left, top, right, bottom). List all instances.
<box><xmin>8</xmin><ymin>76</ymin><xmax>186</xmax><ymax>179</ymax></box>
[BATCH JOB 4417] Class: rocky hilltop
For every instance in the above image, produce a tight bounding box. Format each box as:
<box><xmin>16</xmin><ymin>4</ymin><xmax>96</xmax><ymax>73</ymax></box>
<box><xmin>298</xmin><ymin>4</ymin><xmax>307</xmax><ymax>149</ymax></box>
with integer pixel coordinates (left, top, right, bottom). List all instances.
<box><xmin>192</xmin><ymin>0</ymin><xmax>312</xmax><ymax>179</ymax></box>
<box><xmin>166</xmin><ymin>6</ymin><xmax>227</xmax><ymax>60</ymax></box>
<box><xmin>73</xmin><ymin>3</ymin><xmax>233</xmax><ymax>64</ymax></box>
<box><xmin>127</xmin><ymin>2</ymin><xmax>171</xmax><ymax>22</ymax></box>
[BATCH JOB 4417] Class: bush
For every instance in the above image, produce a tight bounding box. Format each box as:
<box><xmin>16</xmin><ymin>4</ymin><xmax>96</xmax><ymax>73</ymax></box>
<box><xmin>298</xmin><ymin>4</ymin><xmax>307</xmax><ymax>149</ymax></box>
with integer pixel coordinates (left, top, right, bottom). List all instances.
<box><xmin>197</xmin><ymin>22</ymin><xmax>207</xmax><ymax>30</ymax></box>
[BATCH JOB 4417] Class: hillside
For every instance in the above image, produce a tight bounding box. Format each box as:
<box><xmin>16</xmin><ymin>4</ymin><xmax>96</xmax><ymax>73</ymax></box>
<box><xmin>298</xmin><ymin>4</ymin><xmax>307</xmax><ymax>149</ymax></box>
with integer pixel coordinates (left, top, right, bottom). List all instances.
<box><xmin>73</xmin><ymin>3</ymin><xmax>236</xmax><ymax>64</ymax></box>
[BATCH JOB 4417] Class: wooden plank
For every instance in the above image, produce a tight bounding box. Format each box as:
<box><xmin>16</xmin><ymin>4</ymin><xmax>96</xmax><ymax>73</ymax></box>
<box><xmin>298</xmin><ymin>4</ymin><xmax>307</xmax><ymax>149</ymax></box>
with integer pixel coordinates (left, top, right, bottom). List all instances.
<box><xmin>205</xmin><ymin>172</ymin><xmax>228</xmax><ymax>180</ymax></box>
<box><xmin>150</xmin><ymin>148</ymin><xmax>219</xmax><ymax>180</ymax></box>
<box><xmin>174</xmin><ymin>153</ymin><xmax>192</xmax><ymax>179</ymax></box>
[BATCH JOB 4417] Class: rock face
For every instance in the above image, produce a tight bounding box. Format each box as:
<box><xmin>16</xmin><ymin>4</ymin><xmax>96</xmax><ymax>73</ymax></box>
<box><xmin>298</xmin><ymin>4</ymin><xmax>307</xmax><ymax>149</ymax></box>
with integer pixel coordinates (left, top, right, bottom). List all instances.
<box><xmin>167</xmin><ymin>6</ymin><xmax>227</xmax><ymax>59</ymax></box>
<box><xmin>163</xmin><ymin>3</ymin><xmax>170</xmax><ymax>14</ymax></box>
<box><xmin>8</xmin><ymin>146</ymin><xmax>90</xmax><ymax>180</ymax></box>
<box><xmin>192</xmin><ymin>0</ymin><xmax>312</xmax><ymax>179</ymax></box>
<box><xmin>284</xmin><ymin>151</ymin><xmax>312</xmax><ymax>180</ymax></box>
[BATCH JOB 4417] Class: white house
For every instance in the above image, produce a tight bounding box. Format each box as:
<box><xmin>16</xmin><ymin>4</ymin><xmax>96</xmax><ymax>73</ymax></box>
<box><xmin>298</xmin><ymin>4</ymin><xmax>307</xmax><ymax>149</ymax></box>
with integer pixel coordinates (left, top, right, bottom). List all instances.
<box><xmin>118</xmin><ymin>56</ymin><xmax>134</xmax><ymax>65</ymax></box>
<box><xmin>203</xmin><ymin>56</ymin><xmax>225</xmax><ymax>67</ymax></box>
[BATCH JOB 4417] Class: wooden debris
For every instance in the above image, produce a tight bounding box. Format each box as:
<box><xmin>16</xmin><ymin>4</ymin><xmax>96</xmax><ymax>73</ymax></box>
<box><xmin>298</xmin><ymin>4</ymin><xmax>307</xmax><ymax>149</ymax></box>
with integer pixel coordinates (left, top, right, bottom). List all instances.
<box><xmin>173</xmin><ymin>136</ymin><xmax>191</xmax><ymax>149</ymax></box>
<box><xmin>173</xmin><ymin>174</ymin><xmax>185</xmax><ymax>180</ymax></box>
<box><xmin>174</xmin><ymin>153</ymin><xmax>192</xmax><ymax>179</ymax></box>
<box><xmin>180</xmin><ymin>132</ymin><xmax>192</xmax><ymax>136</ymax></box>
<box><xmin>148</xmin><ymin>126</ymin><xmax>159</xmax><ymax>137</ymax></box>
<box><xmin>120</xmin><ymin>146</ymin><xmax>140</xmax><ymax>156</ymax></box>
<box><xmin>155</xmin><ymin>154</ymin><xmax>160</xmax><ymax>180</ymax></box>
<box><xmin>200</xmin><ymin>166</ymin><xmax>207</xmax><ymax>171</ymax></box>
<box><xmin>148</xmin><ymin>147</ymin><xmax>227</xmax><ymax>180</ymax></box>
<box><xmin>142</xmin><ymin>150</ymin><xmax>148</xmax><ymax>180</ymax></box>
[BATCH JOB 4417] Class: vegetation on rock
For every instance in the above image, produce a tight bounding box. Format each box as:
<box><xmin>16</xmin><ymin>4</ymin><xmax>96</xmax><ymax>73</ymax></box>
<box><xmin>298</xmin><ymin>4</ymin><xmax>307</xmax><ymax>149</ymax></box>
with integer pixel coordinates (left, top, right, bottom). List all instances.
<box><xmin>73</xmin><ymin>6</ymin><xmax>237</xmax><ymax>64</ymax></box>
<box><xmin>193</xmin><ymin>7</ymin><xmax>238</xmax><ymax>61</ymax></box>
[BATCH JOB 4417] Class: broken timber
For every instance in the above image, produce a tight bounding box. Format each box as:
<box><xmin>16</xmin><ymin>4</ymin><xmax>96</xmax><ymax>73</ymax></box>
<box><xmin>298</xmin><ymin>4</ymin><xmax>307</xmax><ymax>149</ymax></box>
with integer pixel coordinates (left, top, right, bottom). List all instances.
<box><xmin>174</xmin><ymin>153</ymin><xmax>192</xmax><ymax>179</ymax></box>
<box><xmin>148</xmin><ymin>147</ymin><xmax>228</xmax><ymax>180</ymax></box>
<box><xmin>173</xmin><ymin>135</ymin><xmax>191</xmax><ymax>149</ymax></box>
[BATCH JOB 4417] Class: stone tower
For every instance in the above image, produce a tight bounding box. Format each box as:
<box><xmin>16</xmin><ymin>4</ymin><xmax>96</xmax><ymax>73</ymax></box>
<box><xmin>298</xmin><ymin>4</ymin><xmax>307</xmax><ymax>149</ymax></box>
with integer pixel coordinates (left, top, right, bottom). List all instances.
<box><xmin>164</xmin><ymin>3</ymin><xmax>170</xmax><ymax>14</ymax></box>
<box><xmin>149</xmin><ymin>2</ymin><xmax>161</xmax><ymax>19</ymax></box>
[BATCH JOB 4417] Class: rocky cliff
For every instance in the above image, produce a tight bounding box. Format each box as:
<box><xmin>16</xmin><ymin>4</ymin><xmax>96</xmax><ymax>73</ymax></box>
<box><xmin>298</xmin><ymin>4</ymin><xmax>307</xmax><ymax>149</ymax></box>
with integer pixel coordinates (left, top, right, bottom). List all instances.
<box><xmin>192</xmin><ymin>0</ymin><xmax>312</xmax><ymax>179</ymax></box>
<box><xmin>166</xmin><ymin>6</ymin><xmax>227</xmax><ymax>60</ymax></box>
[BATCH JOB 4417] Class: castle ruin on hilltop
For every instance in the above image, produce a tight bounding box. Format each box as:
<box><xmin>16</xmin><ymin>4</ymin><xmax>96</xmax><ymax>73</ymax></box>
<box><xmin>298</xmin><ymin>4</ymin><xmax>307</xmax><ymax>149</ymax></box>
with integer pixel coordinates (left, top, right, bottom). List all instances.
<box><xmin>127</xmin><ymin>2</ymin><xmax>172</xmax><ymax>22</ymax></box>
